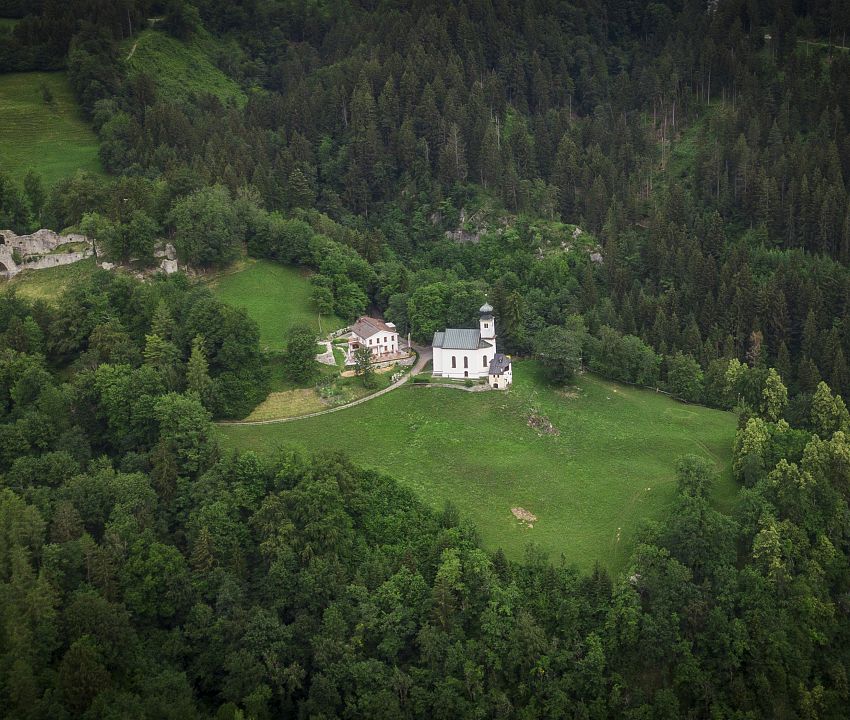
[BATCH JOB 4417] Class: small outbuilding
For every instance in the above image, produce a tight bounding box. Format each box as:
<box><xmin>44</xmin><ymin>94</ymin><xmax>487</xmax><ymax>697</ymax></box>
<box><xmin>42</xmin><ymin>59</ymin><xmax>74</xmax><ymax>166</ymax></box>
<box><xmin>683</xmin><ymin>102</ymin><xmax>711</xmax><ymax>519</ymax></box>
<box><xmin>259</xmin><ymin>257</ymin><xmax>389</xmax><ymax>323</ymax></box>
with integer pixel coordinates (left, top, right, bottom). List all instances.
<box><xmin>488</xmin><ymin>353</ymin><xmax>512</xmax><ymax>389</ymax></box>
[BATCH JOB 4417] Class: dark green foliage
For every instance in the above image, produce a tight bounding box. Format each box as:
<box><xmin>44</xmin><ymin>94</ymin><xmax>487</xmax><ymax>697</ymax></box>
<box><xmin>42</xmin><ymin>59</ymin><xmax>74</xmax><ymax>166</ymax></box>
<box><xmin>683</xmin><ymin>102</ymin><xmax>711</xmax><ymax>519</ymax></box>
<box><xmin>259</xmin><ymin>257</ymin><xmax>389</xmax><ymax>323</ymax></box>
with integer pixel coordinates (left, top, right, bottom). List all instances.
<box><xmin>168</xmin><ymin>185</ymin><xmax>244</xmax><ymax>268</ymax></box>
<box><xmin>666</xmin><ymin>352</ymin><xmax>704</xmax><ymax>402</ymax></box>
<box><xmin>352</xmin><ymin>345</ymin><xmax>375</xmax><ymax>388</ymax></box>
<box><xmin>281</xmin><ymin>325</ymin><xmax>317</xmax><ymax>384</ymax></box>
<box><xmin>534</xmin><ymin>324</ymin><xmax>583</xmax><ymax>384</ymax></box>
<box><xmin>0</xmin><ymin>252</ymin><xmax>849</xmax><ymax>719</ymax></box>
<box><xmin>3</xmin><ymin>0</ymin><xmax>850</xmax><ymax>716</ymax></box>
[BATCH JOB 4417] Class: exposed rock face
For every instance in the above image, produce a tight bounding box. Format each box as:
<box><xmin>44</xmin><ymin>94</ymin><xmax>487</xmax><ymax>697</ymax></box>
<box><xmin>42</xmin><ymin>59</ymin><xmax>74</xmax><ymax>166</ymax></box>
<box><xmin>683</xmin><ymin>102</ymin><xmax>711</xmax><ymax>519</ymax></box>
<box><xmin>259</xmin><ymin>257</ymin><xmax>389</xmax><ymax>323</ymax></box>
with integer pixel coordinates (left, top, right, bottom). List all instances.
<box><xmin>160</xmin><ymin>259</ymin><xmax>179</xmax><ymax>274</ymax></box>
<box><xmin>445</xmin><ymin>228</ymin><xmax>484</xmax><ymax>244</ymax></box>
<box><xmin>0</xmin><ymin>229</ymin><xmax>93</xmax><ymax>278</ymax></box>
<box><xmin>154</xmin><ymin>242</ymin><xmax>177</xmax><ymax>261</ymax></box>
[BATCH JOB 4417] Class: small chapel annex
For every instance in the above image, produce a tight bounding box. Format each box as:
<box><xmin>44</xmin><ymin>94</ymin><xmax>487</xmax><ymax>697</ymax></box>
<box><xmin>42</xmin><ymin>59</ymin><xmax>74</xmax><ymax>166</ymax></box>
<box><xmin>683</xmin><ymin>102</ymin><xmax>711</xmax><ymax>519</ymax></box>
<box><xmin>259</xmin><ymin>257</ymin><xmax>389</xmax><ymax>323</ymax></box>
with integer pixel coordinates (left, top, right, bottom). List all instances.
<box><xmin>432</xmin><ymin>303</ymin><xmax>512</xmax><ymax>388</ymax></box>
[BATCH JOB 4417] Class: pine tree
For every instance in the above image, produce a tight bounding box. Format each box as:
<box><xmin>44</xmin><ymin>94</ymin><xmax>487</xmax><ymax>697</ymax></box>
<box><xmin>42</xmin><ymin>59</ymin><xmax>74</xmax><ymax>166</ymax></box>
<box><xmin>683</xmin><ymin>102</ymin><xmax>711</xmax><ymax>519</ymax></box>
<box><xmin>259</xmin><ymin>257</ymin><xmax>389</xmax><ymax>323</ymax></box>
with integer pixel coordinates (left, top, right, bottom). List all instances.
<box><xmin>552</xmin><ymin>134</ymin><xmax>578</xmax><ymax>220</ymax></box>
<box><xmin>144</xmin><ymin>333</ymin><xmax>181</xmax><ymax>388</ymax></box>
<box><xmin>801</xmin><ymin>309</ymin><xmax>820</xmax><ymax>364</ymax></box>
<box><xmin>151</xmin><ymin>300</ymin><xmax>176</xmax><ymax>341</ymax></box>
<box><xmin>438</xmin><ymin>123</ymin><xmax>468</xmax><ymax>185</ymax></box>
<box><xmin>187</xmin><ymin>334</ymin><xmax>213</xmax><ymax>407</ymax></box>
<box><xmin>761</xmin><ymin>368</ymin><xmax>788</xmax><ymax>422</ymax></box>
<box><xmin>480</xmin><ymin>120</ymin><xmax>502</xmax><ymax>189</ymax></box>
<box><xmin>830</xmin><ymin>346</ymin><xmax>850</xmax><ymax>399</ymax></box>
<box><xmin>797</xmin><ymin>355</ymin><xmax>821</xmax><ymax>395</ymax></box>
<box><xmin>150</xmin><ymin>439</ymin><xmax>179</xmax><ymax>504</ymax></box>
<box><xmin>23</xmin><ymin>169</ymin><xmax>45</xmax><ymax>220</ymax></box>
<box><xmin>776</xmin><ymin>341</ymin><xmax>792</xmax><ymax>386</ymax></box>
<box><xmin>288</xmin><ymin>168</ymin><xmax>315</xmax><ymax>209</ymax></box>
<box><xmin>191</xmin><ymin>526</ymin><xmax>216</xmax><ymax>573</ymax></box>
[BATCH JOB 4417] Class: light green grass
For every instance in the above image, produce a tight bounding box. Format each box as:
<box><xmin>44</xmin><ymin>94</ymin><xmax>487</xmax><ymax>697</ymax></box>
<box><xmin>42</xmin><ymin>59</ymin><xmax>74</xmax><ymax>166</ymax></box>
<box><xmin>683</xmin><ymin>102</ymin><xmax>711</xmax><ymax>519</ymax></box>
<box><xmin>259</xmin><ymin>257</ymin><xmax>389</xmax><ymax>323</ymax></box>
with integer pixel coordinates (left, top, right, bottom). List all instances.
<box><xmin>206</xmin><ymin>259</ymin><xmax>343</xmax><ymax>351</ymax></box>
<box><xmin>4</xmin><ymin>257</ymin><xmax>99</xmax><ymax>303</ymax></box>
<box><xmin>0</xmin><ymin>72</ymin><xmax>102</xmax><ymax>187</ymax></box>
<box><xmin>220</xmin><ymin>362</ymin><xmax>737</xmax><ymax>572</ymax></box>
<box><xmin>125</xmin><ymin>29</ymin><xmax>246</xmax><ymax>107</ymax></box>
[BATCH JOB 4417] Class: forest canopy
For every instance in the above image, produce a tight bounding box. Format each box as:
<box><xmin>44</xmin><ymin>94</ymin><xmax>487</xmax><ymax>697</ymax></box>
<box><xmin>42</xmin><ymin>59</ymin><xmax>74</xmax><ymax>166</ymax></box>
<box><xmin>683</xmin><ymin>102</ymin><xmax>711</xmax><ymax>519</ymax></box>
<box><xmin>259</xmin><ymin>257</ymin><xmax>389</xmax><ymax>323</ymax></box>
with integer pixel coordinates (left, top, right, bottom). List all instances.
<box><xmin>3</xmin><ymin>0</ymin><xmax>850</xmax><ymax>717</ymax></box>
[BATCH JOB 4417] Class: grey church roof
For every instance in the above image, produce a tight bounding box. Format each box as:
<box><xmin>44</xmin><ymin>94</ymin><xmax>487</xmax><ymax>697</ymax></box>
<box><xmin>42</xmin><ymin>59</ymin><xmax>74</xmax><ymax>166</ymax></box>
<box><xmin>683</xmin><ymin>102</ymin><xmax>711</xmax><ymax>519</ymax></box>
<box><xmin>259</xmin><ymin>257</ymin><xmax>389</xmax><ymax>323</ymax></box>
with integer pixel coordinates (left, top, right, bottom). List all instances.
<box><xmin>489</xmin><ymin>353</ymin><xmax>511</xmax><ymax>375</ymax></box>
<box><xmin>480</xmin><ymin>302</ymin><xmax>494</xmax><ymax>314</ymax></box>
<box><xmin>432</xmin><ymin>328</ymin><xmax>493</xmax><ymax>350</ymax></box>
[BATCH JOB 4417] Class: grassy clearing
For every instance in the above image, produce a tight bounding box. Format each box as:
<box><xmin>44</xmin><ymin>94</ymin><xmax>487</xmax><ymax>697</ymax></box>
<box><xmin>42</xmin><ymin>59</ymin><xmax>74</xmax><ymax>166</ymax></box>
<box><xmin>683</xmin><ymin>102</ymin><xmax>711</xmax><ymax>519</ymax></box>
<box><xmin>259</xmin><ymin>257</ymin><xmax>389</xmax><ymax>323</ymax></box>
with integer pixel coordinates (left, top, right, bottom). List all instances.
<box><xmin>220</xmin><ymin>362</ymin><xmax>737</xmax><ymax>572</ymax></box>
<box><xmin>4</xmin><ymin>257</ymin><xmax>99</xmax><ymax>302</ymax></box>
<box><xmin>245</xmin><ymin>389</ymin><xmax>327</xmax><ymax>421</ymax></box>
<box><xmin>125</xmin><ymin>29</ymin><xmax>246</xmax><ymax>107</ymax></box>
<box><xmin>0</xmin><ymin>72</ymin><xmax>102</xmax><ymax>187</ymax></box>
<box><xmin>206</xmin><ymin>259</ymin><xmax>343</xmax><ymax>351</ymax></box>
<box><xmin>0</xmin><ymin>18</ymin><xmax>20</xmax><ymax>32</ymax></box>
<box><xmin>244</xmin><ymin>373</ymin><xmax>391</xmax><ymax>422</ymax></box>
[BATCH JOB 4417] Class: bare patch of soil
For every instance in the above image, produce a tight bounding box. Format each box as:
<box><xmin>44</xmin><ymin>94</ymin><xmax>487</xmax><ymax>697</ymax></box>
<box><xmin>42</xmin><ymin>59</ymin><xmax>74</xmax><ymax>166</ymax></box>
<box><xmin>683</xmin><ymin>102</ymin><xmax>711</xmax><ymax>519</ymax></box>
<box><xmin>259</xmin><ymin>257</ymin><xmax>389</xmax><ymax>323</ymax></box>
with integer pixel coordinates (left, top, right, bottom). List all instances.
<box><xmin>511</xmin><ymin>507</ymin><xmax>537</xmax><ymax>528</ymax></box>
<box><xmin>558</xmin><ymin>388</ymin><xmax>581</xmax><ymax>399</ymax></box>
<box><xmin>528</xmin><ymin>413</ymin><xmax>560</xmax><ymax>435</ymax></box>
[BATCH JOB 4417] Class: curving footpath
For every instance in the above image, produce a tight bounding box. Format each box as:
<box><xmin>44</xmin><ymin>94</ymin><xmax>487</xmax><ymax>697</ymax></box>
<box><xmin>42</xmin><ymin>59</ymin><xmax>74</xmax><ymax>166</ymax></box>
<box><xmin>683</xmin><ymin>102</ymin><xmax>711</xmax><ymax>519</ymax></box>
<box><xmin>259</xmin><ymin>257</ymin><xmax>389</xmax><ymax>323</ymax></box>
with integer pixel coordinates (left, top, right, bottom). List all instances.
<box><xmin>219</xmin><ymin>346</ymin><xmax>432</xmax><ymax>426</ymax></box>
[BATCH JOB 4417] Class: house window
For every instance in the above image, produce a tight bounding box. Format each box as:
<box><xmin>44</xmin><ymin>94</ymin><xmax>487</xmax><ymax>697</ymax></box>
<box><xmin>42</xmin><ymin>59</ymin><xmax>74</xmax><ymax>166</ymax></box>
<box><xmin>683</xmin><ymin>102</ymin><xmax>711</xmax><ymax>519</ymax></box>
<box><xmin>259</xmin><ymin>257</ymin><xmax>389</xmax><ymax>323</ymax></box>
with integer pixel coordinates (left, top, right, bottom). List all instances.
<box><xmin>464</xmin><ymin>371</ymin><xmax>468</xmax><ymax>377</ymax></box>
<box><xmin>463</xmin><ymin>356</ymin><xmax>468</xmax><ymax>368</ymax></box>
<box><xmin>369</xmin><ymin>339</ymin><xmax>372</xmax><ymax>345</ymax></box>
<box><xmin>483</xmin><ymin>355</ymin><xmax>488</xmax><ymax>367</ymax></box>
<box><xmin>484</xmin><ymin>323</ymin><xmax>489</xmax><ymax>328</ymax></box>
<box><xmin>451</xmin><ymin>356</ymin><xmax>456</xmax><ymax>368</ymax></box>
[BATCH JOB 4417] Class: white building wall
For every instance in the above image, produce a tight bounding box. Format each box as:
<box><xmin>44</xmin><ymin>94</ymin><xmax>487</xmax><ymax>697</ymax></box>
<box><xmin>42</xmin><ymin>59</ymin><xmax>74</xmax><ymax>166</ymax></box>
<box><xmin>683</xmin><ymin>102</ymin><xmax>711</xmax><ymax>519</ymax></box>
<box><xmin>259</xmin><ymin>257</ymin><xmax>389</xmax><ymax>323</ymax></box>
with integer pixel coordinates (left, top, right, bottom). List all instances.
<box><xmin>355</xmin><ymin>331</ymin><xmax>399</xmax><ymax>356</ymax></box>
<box><xmin>433</xmin><ymin>347</ymin><xmax>444</xmax><ymax>375</ymax></box>
<box><xmin>490</xmin><ymin>365</ymin><xmax>513</xmax><ymax>389</ymax></box>
<box><xmin>434</xmin><ymin>346</ymin><xmax>493</xmax><ymax>379</ymax></box>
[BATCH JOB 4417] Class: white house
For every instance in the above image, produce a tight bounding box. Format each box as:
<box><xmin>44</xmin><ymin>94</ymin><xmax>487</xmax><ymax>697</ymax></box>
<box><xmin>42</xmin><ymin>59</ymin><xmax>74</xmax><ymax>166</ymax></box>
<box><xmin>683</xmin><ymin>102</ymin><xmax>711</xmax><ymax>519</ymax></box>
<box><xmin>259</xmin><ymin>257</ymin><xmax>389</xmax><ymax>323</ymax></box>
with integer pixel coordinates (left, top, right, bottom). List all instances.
<box><xmin>349</xmin><ymin>316</ymin><xmax>399</xmax><ymax>359</ymax></box>
<box><xmin>488</xmin><ymin>353</ymin><xmax>513</xmax><ymax>389</ymax></box>
<box><xmin>432</xmin><ymin>303</ymin><xmax>501</xmax><ymax>380</ymax></box>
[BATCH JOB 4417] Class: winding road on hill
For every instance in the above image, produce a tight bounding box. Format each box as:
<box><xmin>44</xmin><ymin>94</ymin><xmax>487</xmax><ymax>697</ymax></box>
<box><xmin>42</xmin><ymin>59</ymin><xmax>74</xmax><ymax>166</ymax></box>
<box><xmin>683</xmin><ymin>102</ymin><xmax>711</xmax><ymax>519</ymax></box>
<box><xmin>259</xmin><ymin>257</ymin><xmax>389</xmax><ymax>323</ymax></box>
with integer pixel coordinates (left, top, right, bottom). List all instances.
<box><xmin>218</xmin><ymin>346</ymin><xmax>432</xmax><ymax>426</ymax></box>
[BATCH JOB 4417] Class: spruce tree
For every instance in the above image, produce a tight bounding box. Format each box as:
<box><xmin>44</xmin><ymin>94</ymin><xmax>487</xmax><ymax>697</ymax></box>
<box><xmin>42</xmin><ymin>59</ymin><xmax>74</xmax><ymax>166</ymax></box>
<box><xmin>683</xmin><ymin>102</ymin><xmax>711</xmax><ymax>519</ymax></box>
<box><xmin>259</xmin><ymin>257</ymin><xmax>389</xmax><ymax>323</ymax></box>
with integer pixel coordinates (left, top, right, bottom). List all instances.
<box><xmin>187</xmin><ymin>334</ymin><xmax>213</xmax><ymax>407</ymax></box>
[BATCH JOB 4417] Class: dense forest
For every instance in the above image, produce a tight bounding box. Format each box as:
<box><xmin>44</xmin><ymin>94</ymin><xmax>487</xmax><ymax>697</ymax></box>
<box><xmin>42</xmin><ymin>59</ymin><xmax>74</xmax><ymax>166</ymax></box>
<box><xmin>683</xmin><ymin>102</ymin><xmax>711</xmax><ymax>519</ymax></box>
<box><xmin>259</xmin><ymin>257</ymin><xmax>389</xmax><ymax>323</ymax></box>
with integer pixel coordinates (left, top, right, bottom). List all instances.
<box><xmin>3</xmin><ymin>0</ymin><xmax>850</xmax><ymax>717</ymax></box>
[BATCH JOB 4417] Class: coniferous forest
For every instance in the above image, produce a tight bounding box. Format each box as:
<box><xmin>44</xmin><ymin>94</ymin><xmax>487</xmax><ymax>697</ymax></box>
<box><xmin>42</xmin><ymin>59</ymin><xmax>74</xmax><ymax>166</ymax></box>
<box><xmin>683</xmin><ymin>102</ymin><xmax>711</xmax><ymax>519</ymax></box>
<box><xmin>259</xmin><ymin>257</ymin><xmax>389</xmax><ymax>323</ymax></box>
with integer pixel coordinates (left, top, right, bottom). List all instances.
<box><xmin>3</xmin><ymin>0</ymin><xmax>850</xmax><ymax>718</ymax></box>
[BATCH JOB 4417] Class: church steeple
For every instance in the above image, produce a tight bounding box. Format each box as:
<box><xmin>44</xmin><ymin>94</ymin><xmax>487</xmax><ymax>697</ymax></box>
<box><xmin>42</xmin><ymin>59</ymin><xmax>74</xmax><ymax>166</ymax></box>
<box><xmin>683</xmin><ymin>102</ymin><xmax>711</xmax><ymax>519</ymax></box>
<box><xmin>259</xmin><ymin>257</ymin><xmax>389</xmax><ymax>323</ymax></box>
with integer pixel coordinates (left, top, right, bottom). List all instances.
<box><xmin>479</xmin><ymin>302</ymin><xmax>496</xmax><ymax>342</ymax></box>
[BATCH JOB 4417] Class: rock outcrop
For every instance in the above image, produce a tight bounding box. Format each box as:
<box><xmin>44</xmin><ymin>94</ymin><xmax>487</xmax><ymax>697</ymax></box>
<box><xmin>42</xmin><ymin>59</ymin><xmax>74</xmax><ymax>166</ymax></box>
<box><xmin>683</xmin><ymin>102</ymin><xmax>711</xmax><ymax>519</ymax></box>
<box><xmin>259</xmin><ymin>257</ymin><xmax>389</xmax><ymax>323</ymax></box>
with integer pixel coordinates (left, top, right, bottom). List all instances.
<box><xmin>0</xmin><ymin>229</ymin><xmax>93</xmax><ymax>278</ymax></box>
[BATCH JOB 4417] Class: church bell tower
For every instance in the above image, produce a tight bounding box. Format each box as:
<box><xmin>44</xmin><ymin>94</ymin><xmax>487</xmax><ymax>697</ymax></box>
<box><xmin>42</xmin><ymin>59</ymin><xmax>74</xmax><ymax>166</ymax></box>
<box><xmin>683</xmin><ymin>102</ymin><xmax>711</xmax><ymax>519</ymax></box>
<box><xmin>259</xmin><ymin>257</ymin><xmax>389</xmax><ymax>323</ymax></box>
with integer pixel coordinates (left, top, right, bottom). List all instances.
<box><xmin>479</xmin><ymin>302</ymin><xmax>496</xmax><ymax>343</ymax></box>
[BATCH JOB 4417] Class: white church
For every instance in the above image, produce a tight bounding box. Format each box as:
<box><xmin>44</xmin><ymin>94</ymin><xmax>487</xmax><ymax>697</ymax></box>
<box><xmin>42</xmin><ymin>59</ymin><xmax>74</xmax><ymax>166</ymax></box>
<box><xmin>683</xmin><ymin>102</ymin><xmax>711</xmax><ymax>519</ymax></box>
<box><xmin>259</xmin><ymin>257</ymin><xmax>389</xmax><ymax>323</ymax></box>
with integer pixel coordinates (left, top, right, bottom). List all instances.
<box><xmin>432</xmin><ymin>303</ymin><xmax>513</xmax><ymax>389</ymax></box>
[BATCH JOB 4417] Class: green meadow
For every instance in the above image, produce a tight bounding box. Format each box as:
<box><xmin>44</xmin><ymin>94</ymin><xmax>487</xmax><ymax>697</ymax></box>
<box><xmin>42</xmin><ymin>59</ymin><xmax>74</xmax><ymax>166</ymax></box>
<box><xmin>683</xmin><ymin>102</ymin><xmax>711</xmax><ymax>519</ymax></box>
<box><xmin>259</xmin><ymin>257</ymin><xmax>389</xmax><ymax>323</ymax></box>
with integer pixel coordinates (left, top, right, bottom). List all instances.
<box><xmin>221</xmin><ymin>362</ymin><xmax>737</xmax><ymax>572</ymax></box>
<box><xmin>125</xmin><ymin>29</ymin><xmax>246</xmax><ymax>106</ymax></box>
<box><xmin>5</xmin><ymin>257</ymin><xmax>99</xmax><ymax>302</ymax></box>
<box><xmin>206</xmin><ymin>259</ymin><xmax>343</xmax><ymax>351</ymax></box>
<box><xmin>0</xmin><ymin>72</ymin><xmax>102</xmax><ymax>186</ymax></box>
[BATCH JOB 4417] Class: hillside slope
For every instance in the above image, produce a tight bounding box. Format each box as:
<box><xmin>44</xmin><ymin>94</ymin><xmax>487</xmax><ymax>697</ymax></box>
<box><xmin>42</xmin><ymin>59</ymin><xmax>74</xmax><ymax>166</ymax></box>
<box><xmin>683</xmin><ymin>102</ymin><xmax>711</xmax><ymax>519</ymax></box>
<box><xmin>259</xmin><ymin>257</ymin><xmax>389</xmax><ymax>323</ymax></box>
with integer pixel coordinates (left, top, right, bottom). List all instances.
<box><xmin>0</xmin><ymin>71</ymin><xmax>101</xmax><ymax>186</ymax></box>
<box><xmin>222</xmin><ymin>363</ymin><xmax>737</xmax><ymax>571</ymax></box>
<box><xmin>125</xmin><ymin>29</ymin><xmax>246</xmax><ymax>106</ymax></box>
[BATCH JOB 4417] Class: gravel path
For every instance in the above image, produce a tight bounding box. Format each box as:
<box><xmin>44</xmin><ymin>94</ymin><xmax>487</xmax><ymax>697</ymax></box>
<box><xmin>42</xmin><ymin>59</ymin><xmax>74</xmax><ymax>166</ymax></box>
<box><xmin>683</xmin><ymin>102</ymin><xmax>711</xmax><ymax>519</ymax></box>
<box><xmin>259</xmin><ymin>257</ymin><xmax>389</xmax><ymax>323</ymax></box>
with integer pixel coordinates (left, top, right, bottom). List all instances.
<box><xmin>219</xmin><ymin>345</ymin><xmax>432</xmax><ymax>426</ymax></box>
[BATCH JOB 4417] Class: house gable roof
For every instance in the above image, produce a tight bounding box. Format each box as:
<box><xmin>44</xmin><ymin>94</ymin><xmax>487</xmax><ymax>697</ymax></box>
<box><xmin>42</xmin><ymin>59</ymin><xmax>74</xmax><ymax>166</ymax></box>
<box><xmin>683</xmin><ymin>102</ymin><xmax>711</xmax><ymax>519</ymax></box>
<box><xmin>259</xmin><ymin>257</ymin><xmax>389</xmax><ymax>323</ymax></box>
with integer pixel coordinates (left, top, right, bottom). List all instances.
<box><xmin>432</xmin><ymin>328</ymin><xmax>493</xmax><ymax>350</ymax></box>
<box><xmin>489</xmin><ymin>353</ymin><xmax>511</xmax><ymax>375</ymax></box>
<box><xmin>351</xmin><ymin>316</ymin><xmax>396</xmax><ymax>339</ymax></box>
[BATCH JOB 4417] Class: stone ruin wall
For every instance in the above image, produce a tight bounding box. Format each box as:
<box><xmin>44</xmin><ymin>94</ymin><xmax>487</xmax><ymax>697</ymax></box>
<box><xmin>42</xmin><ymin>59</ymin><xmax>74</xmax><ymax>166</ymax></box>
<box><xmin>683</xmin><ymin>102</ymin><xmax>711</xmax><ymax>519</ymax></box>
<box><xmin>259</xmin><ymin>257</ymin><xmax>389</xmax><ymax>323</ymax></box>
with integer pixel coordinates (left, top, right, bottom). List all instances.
<box><xmin>0</xmin><ymin>229</ymin><xmax>93</xmax><ymax>278</ymax></box>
